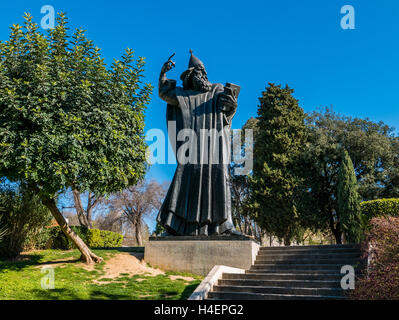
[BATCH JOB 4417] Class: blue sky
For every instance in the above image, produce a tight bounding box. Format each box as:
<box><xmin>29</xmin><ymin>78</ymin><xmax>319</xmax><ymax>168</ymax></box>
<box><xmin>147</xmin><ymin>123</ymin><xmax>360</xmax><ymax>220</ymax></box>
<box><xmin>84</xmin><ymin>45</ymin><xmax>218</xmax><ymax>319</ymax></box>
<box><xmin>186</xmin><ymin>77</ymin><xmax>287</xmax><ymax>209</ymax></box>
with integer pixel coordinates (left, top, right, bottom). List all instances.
<box><xmin>1</xmin><ymin>0</ymin><xmax>398</xmax><ymax>188</ymax></box>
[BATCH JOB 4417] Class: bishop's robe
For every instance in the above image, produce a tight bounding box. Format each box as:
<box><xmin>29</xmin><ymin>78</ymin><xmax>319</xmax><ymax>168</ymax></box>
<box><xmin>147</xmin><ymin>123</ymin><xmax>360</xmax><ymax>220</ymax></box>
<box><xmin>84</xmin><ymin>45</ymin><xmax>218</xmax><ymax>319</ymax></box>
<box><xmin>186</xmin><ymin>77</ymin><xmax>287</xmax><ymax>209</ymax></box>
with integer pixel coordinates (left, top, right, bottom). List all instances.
<box><xmin>157</xmin><ymin>79</ymin><xmax>237</xmax><ymax>236</ymax></box>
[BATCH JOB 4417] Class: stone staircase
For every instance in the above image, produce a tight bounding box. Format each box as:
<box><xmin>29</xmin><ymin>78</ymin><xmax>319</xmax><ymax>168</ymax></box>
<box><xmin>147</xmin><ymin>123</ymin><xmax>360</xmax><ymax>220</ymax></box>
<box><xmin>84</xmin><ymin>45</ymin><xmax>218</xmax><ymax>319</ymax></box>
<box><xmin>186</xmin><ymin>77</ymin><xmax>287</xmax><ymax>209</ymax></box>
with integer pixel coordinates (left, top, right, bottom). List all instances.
<box><xmin>207</xmin><ymin>244</ymin><xmax>365</xmax><ymax>300</ymax></box>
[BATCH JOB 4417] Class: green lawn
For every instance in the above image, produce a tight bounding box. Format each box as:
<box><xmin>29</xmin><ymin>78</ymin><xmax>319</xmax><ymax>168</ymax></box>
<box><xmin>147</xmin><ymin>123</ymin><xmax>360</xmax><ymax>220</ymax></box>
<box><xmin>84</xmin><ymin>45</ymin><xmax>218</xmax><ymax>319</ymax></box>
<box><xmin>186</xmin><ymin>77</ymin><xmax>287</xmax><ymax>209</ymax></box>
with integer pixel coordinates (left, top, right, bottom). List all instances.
<box><xmin>0</xmin><ymin>249</ymin><xmax>202</xmax><ymax>300</ymax></box>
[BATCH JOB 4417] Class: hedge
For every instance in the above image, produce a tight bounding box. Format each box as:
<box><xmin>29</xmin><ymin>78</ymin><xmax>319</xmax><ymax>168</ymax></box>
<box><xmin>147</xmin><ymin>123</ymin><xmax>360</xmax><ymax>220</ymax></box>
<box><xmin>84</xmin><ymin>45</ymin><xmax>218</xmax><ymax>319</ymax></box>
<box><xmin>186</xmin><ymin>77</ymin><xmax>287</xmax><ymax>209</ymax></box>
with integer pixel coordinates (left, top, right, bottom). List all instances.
<box><xmin>350</xmin><ymin>216</ymin><xmax>399</xmax><ymax>299</ymax></box>
<box><xmin>48</xmin><ymin>226</ymin><xmax>123</xmax><ymax>249</ymax></box>
<box><xmin>86</xmin><ymin>229</ymin><xmax>123</xmax><ymax>248</ymax></box>
<box><xmin>49</xmin><ymin>226</ymin><xmax>88</xmax><ymax>250</ymax></box>
<box><xmin>360</xmin><ymin>198</ymin><xmax>399</xmax><ymax>222</ymax></box>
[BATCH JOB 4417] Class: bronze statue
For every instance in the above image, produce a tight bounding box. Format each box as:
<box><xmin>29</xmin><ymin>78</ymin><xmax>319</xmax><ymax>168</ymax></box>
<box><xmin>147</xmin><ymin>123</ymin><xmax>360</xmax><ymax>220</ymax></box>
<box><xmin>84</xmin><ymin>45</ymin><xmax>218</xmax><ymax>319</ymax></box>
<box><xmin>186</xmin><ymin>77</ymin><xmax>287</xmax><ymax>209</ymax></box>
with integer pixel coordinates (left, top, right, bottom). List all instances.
<box><xmin>156</xmin><ymin>51</ymin><xmax>241</xmax><ymax>236</ymax></box>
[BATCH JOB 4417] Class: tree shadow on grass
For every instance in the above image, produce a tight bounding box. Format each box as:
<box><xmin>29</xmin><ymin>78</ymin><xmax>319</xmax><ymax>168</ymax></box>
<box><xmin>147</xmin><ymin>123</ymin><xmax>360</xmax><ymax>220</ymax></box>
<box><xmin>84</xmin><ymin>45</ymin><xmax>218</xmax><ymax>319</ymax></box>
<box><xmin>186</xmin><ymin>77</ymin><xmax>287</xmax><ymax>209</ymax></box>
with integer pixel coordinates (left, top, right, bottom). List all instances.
<box><xmin>158</xmin><ymin>289</ymin><xmax>179</xmax><ymax>300</ymax></box>
<box><xmin>36</xmin><ymin>259</ymin><xmax>81</xmax><ymax>266</ymax></box>
<box><xmin>29</xmin><ymin>288</ymin><xmax>83</xmax><ymax>300</ymax></box>
<box><xmin>0</xmin><ymin>254</ymin><xmax>83</xmax><ymax>272</ymax></box>
<box><xmin>89</xmin><ymin>290</ymin><xmax>131</xmax><ymax>300</ymax></box>
<box><xmin>0</xmin><ymin>254</ymin><xmax>43</xmax><ymax>271</ymax></box>
<box><xmin>179</xmin><ymin>282</ymin><xmax>200</xmax><ymax>300</ymax></box>
<box><xmin>148</xmin><ymin>282</ymin><xmax>200</xmax><ymax>300</ymax></box>
<box><xmin>28</xmin><ymin>288</ymin><xmax>132</xmax><ymax>300</ymax></box>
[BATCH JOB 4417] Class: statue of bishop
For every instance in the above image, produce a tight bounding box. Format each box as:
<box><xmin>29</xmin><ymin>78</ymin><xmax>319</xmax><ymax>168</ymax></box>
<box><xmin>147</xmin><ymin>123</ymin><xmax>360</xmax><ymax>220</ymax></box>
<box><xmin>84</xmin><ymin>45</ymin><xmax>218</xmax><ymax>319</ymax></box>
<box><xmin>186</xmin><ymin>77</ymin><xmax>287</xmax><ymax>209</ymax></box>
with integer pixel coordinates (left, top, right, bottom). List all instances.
<box><xmin>157</xmin><ymin>51</ymin><xmax>241</xmax><ymax>236</ymax></box>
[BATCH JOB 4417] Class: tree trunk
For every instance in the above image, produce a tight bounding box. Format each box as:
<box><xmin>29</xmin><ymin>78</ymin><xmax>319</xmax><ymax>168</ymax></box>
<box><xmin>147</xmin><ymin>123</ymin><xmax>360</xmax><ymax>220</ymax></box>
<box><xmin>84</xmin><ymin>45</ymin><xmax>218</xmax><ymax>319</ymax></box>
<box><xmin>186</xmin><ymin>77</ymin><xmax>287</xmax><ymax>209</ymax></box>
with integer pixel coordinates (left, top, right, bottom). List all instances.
<box><xmin>332</xmin><ymin>229</ymin><xmax>342</xmax><ymax>244</ymax></box>
<box><xmin>283</xmin><ymin>235</ymin><xmax>291</xmax><ymax>246</ymax></box>
<box><xmin>330</xmin><ymin>216</ymin><xmax>342</xmax><ymax>244</ymax></box>
<box><xmin>42</xmin><ymin>197</ymin><xmax>103</xmax><ymax>264</ymax></box>
<box><xmin>72</xmin><ymin>189</ymin><xmax>89</xmax><ymax>228</ymax></box>
<box><xmin>86</xmin><ymin>192</ymin><xmax>98</xmax><ymax>229</ymax></box>
<box><xmin>135</xmin><ymin>220</ymin><xmax>143</xmax><ymax>246</ymax></box>
<box><xmin>86</xmin><ymin>206</ymin><xmax>93</xmax><ymax>229</ymax></box>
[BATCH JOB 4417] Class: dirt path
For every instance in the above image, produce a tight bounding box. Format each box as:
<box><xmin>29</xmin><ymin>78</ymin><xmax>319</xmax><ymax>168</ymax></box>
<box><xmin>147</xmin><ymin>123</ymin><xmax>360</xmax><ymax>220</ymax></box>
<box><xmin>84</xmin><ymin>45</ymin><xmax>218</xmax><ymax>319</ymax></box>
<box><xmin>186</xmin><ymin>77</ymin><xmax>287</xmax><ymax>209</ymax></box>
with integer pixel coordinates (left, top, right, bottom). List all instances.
<box><xmin>98</xmin><ymin>253</ymin><xmax>165</xmax><ymax>279</ymax></box>
<box><xmin>94</xmin><ymin>253</ymin><xmax>197</xmax><ymax>283</ymax></box>
<box><xmin>32</xmin><ymin>251</ymin><xmax>197</xmax><ymax>283</ymax></box>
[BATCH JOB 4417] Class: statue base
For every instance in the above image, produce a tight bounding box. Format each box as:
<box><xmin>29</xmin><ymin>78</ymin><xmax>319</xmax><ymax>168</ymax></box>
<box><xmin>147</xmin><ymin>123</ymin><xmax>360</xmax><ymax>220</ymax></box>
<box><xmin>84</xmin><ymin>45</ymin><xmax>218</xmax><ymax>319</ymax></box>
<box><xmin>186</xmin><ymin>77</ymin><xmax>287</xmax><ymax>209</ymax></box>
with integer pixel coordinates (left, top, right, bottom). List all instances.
<box><xmin>144</xmin><ymin>235</ymin><xmax>260</xmax><ymax>276</ymax></box>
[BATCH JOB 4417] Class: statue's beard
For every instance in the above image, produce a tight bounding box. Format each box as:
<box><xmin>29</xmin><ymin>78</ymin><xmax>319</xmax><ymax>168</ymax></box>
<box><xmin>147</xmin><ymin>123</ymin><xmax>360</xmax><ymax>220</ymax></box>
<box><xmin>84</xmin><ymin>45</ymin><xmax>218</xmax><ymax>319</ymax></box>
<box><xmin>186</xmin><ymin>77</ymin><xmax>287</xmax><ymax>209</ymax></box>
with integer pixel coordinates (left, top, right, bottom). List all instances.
<box><xmin>192</xmin><ymin>73</ymin><xmax>212</xmax><ymax>92</ymax></box>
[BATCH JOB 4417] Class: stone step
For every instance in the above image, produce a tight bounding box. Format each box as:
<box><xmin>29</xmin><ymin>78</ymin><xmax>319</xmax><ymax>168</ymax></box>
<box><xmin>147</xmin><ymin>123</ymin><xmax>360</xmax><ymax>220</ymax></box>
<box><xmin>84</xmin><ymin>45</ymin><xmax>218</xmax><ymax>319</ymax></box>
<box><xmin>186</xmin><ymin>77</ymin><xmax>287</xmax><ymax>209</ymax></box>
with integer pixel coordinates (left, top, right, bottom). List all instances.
<box><xmin>207</xmin><ymin>291</ymin><xmax>345</xmax><ymax>300</ymax></box>
<box><xmin>223</xmin><ymin>272</ymin><xmax>344</xmax><ymax>281</ymax></box>
<box><xmin>218</xmin><ymin>279</ymin><xmax>342</xmax><ymax>289</ymax></box>
<box><xmin>254</xmin><ymin>258</ymin><xmax>362</xmax><ymax>265</ymax></box>
<box><xmin>250</xmin><ymin>264</ymin><xmax>362</xmax><ymax>271</ymax></box>
<box><xmin>204</xmin><ymin>244</ymin><xmax>363</xmax><ymax>300</ymax></box>
<box><xmin>212</xmin><ymin>285</ymin><xmax>346</xmax><ymax>297</ymax></box>
<box><xmin>260</xmin><ymin>244</ymin><xmax>358</xmax><ymax>250</ymax></box>
<box><xmin>256</xmin><ymin>253</ymin><xmax>362</xmax><ymax>260</ymax></box>
<box><xmin>259</xmin><ymin>248</ymin><xmax>361</xmax><ymax>255</ymax></box>
<box><xmin>246</xmin><ymin>269</ymin><xmax>356</xmax><ymax>275</ymax></box>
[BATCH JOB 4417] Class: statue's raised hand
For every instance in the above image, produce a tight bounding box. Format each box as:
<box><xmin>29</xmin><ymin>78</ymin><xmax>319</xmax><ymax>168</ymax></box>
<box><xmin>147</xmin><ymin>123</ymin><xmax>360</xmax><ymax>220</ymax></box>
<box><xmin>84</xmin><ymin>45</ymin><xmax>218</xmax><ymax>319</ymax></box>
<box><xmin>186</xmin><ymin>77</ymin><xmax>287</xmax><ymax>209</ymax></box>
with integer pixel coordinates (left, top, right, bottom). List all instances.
<box><xmin>161</xmin><ymin>53</ymin><xmax>176</xmax><ymax>74</ymax></box>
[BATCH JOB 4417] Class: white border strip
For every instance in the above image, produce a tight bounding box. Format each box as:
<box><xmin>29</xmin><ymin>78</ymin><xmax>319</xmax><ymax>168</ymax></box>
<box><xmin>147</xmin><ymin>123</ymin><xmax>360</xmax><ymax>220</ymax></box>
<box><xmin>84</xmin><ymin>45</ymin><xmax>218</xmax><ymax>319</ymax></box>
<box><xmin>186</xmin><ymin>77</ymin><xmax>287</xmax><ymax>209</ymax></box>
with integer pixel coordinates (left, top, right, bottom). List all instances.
<box><xmin>188</xmin><ymin>265</ymin><xmax>245</xmax><ymax>300</ymax></box>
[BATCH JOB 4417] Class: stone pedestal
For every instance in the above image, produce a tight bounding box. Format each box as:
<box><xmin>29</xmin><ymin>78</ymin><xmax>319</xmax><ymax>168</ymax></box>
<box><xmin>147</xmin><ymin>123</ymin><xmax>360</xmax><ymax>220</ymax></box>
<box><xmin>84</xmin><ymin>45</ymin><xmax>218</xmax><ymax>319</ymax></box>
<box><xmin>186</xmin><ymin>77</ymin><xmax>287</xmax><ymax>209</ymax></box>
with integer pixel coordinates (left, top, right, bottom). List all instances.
<box><xmin>144</xmin><ymin>235</ymin><xmax>259</xmax><ymax>276</ymax></box>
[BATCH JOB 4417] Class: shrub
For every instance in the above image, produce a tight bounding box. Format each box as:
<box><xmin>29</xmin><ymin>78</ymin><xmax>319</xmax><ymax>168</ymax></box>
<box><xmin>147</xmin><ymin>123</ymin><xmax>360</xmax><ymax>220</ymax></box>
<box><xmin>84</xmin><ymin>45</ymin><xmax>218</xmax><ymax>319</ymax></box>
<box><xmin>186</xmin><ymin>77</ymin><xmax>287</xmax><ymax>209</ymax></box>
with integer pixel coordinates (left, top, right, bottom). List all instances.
<box><xmin>350</xmin><ymin>217</ymin><xmax>399</xmax><ymax>300</ymax></box>
<box><xmin>47</xmin><ymin>226</ymin><xmax>122</xmax><ymax>249</ymax></box>
<box><xmin>0</xmin><ymin>183</ymin><xmax>53</xmax><ymax>259</ymax></box>
<box><xmin>87</xmin><ymin>229</ymin><xmax>123</xmax><ymax>248</ymax></box>
<box><xmin>360</xmin><ymin>198</ymin><xmax>399</xmax><ymax>222</ymax></box>
<box><xmin>49</xmin><ymin>226</ymin><xmax>89</xmax><ymax>250</ymax></box>
<box><xmin>154</xmin><ymin>222</ymin><xmax>165</xmax><ymax>236</ymax></box>
<box><xmin>23</xmin><ymin>225</ymin><xmax>52</xmax><ymax>251</ymax></box>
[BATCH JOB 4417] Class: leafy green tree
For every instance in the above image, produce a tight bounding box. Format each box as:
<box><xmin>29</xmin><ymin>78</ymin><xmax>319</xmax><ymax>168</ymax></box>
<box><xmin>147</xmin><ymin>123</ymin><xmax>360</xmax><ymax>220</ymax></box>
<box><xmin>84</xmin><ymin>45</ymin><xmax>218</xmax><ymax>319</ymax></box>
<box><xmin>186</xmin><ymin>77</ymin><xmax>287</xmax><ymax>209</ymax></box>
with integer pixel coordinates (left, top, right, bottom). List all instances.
<box><xmin>0</xmin><ymin>14</ymin><xmax>152</xmax><ymax>263</ymax></box>
<box><xmin>0</xmin><ymin>182</ymin><xmax>53</xmax><ymax>258</ymax></box>
<box><xmin>230</xmin><ymin>117</ymin><xmax>269</xmax><ymax>243</ymax></box>
<box><xmin>154</xmin><ymin>222</ymin><xmax>165</xmax><ymax>236</ymax></box>
<box><xmin>251</xmin><ymin>83</ymin><xmax>308</xmax><ymax>245</ymax></box>
<box><xmin>337</xmin><ymin>149</ymin><xmax>362</xmax><ymax>243</ymax></box>
<box><xmin>230</xmin><ymin>172</ymin><xmax>252</xmax><ymax>234</ymax></box>
<box><xmin>230</xmin><ymin>118</ymin><xmax>255</xmax><ymax>236</ymax></box>
<box><xmin>302</xmin><ymin>108</ymin><xmax>399</xmax><ymax>243</ymax></box>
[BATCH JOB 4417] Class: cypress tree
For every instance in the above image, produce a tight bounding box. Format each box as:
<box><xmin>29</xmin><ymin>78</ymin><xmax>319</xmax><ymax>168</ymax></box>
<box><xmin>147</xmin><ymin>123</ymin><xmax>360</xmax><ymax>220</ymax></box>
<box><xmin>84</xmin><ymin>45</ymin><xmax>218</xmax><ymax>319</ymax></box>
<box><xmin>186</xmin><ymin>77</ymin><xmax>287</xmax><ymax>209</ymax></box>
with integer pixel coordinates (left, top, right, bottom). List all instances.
<box><xmin>337</xmin><ymin>149</ymin><xmax>363</xmax><ymax>243</ymax></box>
<box><xmin>251</xmin><ymin>83</ymin><xmax>307</xmax><ymax>245</ymax></box>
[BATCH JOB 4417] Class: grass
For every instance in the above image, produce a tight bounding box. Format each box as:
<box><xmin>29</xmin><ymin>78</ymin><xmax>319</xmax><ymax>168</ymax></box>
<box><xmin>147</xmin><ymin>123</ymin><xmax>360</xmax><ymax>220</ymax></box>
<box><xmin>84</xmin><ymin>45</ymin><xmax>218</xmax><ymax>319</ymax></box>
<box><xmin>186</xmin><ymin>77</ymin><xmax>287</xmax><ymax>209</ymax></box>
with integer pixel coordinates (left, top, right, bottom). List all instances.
<box><xmin>0</xmin><ymin>249</ymin><xmax>202</xmax><ymax>300</ymax></box>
